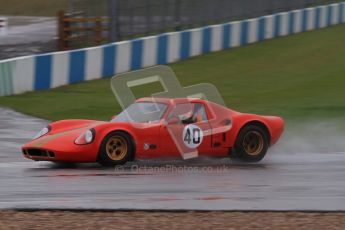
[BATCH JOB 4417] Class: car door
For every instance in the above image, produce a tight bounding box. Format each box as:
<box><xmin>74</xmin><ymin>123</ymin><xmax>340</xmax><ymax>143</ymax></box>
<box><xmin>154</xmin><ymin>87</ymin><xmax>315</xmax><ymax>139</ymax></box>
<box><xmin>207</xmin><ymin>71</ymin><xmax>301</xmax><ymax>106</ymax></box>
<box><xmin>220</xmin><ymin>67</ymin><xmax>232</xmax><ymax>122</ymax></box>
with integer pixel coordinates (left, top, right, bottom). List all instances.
<box><xmin>159</xmin><ymin>102</ymin><xmax>212</xmax><ymax>159</ymax></box>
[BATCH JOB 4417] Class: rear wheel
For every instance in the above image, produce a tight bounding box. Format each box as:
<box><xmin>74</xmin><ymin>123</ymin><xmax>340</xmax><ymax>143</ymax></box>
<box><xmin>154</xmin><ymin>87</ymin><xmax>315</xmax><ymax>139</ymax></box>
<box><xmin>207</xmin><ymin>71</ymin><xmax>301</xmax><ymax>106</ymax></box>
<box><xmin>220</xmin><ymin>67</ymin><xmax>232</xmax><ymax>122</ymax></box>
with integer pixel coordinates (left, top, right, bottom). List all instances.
<box><xmin>98</xmin><ymin>131</ymin><xmax>134</xmax><ymax>167</ymax></box>
<box><xmin>232</xmin><ymin>125</ymin><xmax>269</xmax><ymax>162</ymax></box>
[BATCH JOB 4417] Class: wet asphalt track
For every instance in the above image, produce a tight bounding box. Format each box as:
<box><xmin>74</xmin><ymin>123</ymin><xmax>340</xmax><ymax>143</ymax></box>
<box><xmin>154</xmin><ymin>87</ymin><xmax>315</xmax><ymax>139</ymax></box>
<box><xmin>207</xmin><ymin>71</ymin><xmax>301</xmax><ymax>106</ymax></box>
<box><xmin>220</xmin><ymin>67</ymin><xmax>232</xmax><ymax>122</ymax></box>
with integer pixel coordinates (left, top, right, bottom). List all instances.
<box><xmin>0</xmin><ymin>17</ymin><xmax>56</xmax><ymax>60</ymax></box>
<box><xmin>0</xmin><ymin>108</ymin><xmax>344</xmax><ymax>210</ymax></box>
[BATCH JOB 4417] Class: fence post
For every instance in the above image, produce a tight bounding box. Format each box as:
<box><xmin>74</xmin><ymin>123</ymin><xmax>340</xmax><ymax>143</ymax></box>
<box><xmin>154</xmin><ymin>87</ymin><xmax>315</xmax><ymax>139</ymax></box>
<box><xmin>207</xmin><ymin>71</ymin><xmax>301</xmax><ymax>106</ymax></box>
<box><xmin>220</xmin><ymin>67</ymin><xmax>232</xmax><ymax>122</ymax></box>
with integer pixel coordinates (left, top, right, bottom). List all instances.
<box><xmin>108</xmin><ymin>0</ymin><xmax>118</xmax><ymax>42</ymax></box>
<box><xmin>145</xmin><ymin>0</ymin><xmax>152</xmax><ymax>35</ymax></box>
<box><xmin>95</xmin><ymin>17</ymin><xmax>102</xmax><ymax>44</ymax></box>
<box><xmin>58</xmin><ymin>10</ymin><xmax>67</xmax><ymax>50</ymax></box>
<box><xmin>174</xmin><ymin>0</ymin><xmax>182</xmax><ymax>31</ymax></box>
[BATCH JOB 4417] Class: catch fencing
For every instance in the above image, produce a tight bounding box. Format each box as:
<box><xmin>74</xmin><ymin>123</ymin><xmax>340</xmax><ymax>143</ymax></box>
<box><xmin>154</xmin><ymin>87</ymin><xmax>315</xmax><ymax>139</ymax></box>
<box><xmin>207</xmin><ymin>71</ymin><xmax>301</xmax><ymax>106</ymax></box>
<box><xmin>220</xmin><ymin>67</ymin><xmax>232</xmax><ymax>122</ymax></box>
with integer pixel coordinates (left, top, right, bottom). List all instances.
<box><xmin>109</xmin><ymin>0</ymin><xmax>343</xmax><ymax>40</ymax></box>
<box><xmin>69</xmin><ymin>0</ymin><xmax>343</xmax><ymax>41</ymax></box>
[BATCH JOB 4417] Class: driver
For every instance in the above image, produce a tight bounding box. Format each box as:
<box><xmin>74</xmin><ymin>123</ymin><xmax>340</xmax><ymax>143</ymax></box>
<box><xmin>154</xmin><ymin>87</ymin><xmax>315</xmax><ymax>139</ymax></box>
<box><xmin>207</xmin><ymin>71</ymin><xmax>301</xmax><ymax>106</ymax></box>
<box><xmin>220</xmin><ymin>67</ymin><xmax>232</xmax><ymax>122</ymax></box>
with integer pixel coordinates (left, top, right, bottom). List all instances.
<box><xmin>181</xmin><ymin>104</ymin><xmax>203</xmax><ymax>124</ymax></box>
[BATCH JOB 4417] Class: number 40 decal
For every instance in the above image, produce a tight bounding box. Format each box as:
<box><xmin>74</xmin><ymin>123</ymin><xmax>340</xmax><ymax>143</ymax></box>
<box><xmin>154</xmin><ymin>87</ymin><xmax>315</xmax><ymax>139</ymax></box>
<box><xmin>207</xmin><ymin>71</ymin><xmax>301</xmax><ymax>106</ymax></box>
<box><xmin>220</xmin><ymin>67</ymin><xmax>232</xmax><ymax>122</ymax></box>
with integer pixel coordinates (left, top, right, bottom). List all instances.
<box><xmin>182</xmin><ymin>124</ymin><xmax>204</xmax><ymax>148</ymax></box>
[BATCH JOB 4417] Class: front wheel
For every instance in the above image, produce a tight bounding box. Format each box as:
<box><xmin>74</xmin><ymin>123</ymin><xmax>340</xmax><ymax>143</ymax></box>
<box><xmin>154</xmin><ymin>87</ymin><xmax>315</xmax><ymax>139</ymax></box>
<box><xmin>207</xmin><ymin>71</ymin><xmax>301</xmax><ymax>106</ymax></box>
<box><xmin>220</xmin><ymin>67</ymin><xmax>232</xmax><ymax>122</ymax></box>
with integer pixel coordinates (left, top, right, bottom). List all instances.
<box><xmin>98</xmin><ymin>131</ymin><xmax>134</xmax><ymax>167</ymax></box>
<box><xmin>232</xmin><ymin>125</ymin><xmax>269</xmax><ymax>162</ymax></box>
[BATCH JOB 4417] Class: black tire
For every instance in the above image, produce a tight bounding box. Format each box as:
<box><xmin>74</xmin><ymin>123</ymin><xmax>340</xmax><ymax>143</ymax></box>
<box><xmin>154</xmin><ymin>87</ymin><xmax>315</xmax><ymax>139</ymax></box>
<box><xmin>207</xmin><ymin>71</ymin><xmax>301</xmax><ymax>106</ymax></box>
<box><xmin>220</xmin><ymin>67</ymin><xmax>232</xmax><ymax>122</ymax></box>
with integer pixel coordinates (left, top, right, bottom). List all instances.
<box><xmin>98</xmin><ymin>131</ymin><xmax>134</xmax><ymax>167</ymax></box>
<box><xmin>232</xmin><ymin>125</ymin><xmax>269</xmax><ymax>162</ymax></box>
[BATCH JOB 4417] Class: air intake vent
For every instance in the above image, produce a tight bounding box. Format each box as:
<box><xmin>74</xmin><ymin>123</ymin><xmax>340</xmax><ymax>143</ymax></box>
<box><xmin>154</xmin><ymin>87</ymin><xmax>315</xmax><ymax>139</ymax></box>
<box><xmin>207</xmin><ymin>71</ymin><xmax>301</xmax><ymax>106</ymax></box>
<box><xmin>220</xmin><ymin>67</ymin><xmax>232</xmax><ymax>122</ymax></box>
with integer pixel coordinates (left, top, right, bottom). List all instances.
<box><xmin>25</xmin><ymin>149</ymin><xmax>55</xmax><ymax>158</ymax></box>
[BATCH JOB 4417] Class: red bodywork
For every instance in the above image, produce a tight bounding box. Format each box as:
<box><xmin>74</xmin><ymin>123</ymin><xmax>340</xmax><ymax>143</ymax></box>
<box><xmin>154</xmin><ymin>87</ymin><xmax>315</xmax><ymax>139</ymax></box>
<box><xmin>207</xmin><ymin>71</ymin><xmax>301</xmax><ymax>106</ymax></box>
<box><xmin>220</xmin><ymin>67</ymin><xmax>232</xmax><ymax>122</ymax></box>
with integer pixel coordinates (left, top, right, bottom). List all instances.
<box><xmin>22</xmin><ymin>98</ymin><xmax>284</xmax><ymax>162</ymax></box>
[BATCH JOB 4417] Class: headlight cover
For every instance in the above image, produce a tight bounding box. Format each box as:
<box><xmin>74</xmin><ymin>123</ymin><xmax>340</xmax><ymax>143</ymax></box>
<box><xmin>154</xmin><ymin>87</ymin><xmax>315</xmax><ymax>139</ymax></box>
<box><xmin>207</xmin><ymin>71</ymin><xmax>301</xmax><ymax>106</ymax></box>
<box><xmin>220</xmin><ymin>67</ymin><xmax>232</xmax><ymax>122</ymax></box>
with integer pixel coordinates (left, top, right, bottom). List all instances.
<box><xmin>33</xmin><ymin>125</ymin><xmax>51</xmax><ymax>140</ymax></box>
<box><xmin>75</xmin><ymin>129</ymin><xmax>95</xmax><ymax>145</ymax></box>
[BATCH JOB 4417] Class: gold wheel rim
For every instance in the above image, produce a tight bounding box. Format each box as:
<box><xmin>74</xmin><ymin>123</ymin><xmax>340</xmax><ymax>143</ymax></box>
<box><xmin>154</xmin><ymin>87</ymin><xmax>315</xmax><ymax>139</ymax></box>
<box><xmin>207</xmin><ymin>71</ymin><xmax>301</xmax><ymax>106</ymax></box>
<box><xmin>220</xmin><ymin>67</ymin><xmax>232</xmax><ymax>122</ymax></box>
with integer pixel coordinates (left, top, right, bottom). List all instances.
<box><xmin>106</xmin><ymin>136</ymin><xmax>128</xmax><ymax>161</ymax></box>
<box><xmin>242</xmin><ymin>131</ymin><xmax>264</xmax><ymax>156</ymax></box>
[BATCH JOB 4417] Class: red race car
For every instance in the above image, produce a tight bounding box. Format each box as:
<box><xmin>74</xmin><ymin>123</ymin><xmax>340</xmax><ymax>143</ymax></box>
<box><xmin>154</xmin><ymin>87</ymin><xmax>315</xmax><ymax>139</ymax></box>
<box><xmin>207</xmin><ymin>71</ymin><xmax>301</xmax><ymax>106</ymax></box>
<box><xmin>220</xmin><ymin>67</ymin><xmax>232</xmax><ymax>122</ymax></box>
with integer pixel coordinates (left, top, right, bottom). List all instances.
<box><xmin>22</xmin><ymin>97</ymin><xmax>284</xmax><ymax>166</ymax></box>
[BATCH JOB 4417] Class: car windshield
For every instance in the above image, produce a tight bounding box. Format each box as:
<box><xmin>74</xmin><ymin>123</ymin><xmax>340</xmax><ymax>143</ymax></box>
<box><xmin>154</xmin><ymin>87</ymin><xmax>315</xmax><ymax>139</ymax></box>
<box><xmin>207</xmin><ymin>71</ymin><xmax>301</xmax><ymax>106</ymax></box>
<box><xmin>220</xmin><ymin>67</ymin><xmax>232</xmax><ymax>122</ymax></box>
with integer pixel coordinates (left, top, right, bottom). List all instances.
<box><xmin>111</xmin><ymin>102</ymin><xmax>168</xmax><ymax>123</ymax></box>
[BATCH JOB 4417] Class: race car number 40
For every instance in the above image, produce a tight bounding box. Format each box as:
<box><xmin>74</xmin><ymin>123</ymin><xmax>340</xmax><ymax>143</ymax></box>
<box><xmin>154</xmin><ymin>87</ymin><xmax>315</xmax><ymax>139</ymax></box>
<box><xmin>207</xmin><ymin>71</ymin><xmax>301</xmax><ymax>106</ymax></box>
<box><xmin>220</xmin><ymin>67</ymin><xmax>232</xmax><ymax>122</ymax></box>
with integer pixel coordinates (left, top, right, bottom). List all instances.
<box><xmin>182</xmin><ymin>124</ymin><xmax>204</xmax><ymax>148</ymax></box>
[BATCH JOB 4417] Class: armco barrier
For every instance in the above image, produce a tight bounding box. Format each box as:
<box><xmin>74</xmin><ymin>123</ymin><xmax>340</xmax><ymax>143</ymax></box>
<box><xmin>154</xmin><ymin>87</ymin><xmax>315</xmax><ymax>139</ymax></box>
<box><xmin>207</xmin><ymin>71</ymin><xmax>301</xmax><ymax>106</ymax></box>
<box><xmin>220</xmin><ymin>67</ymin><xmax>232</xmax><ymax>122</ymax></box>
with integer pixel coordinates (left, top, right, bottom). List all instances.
<box><xmin>1</xmin><ymin>2</ymin><xmax>345</xmax><ymax>96</ymax></box>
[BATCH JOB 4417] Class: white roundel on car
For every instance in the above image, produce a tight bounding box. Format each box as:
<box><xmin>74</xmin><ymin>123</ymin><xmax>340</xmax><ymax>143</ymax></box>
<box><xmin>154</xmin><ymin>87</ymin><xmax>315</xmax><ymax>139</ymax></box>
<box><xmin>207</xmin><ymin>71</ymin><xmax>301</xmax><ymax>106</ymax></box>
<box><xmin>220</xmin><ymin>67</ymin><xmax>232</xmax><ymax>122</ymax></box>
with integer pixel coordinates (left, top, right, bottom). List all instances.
<box><xmin>182</xmin><ymin>124</ymin><xmax>203</xmax><ymax>148</ymax></box>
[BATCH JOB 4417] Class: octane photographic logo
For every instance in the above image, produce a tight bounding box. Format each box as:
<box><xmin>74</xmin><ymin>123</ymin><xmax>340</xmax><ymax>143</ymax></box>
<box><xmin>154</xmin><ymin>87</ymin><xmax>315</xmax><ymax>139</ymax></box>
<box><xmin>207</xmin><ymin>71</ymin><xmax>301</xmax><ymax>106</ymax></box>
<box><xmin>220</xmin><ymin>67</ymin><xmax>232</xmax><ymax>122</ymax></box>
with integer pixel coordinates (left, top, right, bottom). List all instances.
<box><xmin>111</xmin><ymin>65</ymin><xmax>232</xmax><ymax>159</ymax></box>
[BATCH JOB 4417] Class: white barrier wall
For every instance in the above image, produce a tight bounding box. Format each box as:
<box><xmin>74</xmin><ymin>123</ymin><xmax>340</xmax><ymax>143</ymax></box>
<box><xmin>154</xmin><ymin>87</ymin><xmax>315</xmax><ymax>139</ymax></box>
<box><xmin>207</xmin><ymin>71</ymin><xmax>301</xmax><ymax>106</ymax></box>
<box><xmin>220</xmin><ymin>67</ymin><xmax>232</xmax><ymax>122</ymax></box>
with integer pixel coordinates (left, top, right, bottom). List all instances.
<box><xmin>0</xmin><ymin>2</ymin><xmax>345</xmax><ymax>96</ymax></box>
